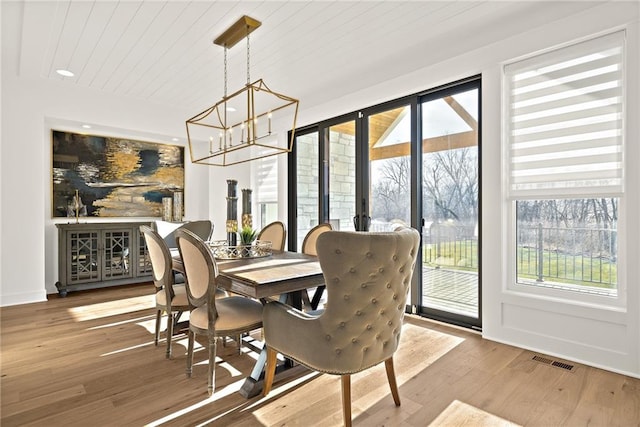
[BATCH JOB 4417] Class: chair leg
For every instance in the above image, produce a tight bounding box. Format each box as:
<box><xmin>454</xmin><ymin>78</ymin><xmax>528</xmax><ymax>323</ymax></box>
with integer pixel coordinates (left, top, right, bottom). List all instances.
<box><xmin>262</xmin><ymin>347</ymin><xmax>278</xmax><ymax>396</ymax></box>
<box><xmin>341</xmin><ymin>375</ymin><xmax>352</xmax><ymax>427</ymax></box>
<box><xmin>207</xmin><ymin>334</ymin><xmax>217</xmax><ymax>396</ymax></box>
<box><xmin>310</xmin><ymin>285</ymin><xmax>326</xmax><ymax>310</ymax></box>
<box><xmin>154</xmin><ymin>309</ymin><xmax>161</xmax><ymax>346</ymax></box>
<box><xmin>186</xmin><ymin>330</ymin><xmax>195</xmax><ymax>378</ymax></box>
<box><xmin>385</xmin><ymin>357</ymin><xmax>401</xmax><ymax>406</ymax></box>
<box><xmin>166</xmin><ymin>311</ymin><xmax>174</xmax><ymax>359</ymax></box>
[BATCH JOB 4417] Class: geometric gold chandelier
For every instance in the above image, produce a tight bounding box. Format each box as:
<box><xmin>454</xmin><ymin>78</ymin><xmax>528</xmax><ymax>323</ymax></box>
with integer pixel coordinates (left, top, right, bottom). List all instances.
<box><xmin>185</xmin><ymin>16</ymin><xmax>299</xmax><ymax>166</ymax></box>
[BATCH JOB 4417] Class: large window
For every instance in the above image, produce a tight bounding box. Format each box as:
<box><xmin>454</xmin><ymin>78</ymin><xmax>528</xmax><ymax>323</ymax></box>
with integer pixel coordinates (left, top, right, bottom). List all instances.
<box><xmin>255</xmin><ymin>156</ymin><xmax>279</xmax><ymax>230</ymax></box>
<box><xmin>505</xmin><ymin>31</ymin><xmax>624</xmax><ymax>299</ymax></box>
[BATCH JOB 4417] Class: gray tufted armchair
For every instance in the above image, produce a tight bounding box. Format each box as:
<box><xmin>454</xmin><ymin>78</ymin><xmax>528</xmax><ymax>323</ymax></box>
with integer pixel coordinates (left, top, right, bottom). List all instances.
<box><xmin>262</xmin><ymin>227</ymin><xmax>420</xmax><ymax>426</ymax></box>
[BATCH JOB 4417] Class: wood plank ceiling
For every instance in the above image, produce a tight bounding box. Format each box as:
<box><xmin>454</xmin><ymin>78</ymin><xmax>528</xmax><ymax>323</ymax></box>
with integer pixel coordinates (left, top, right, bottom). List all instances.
<box><xmin>10</xmin><ymin>1</ymin><xmax>607</xmax><ymax>126</ymax></box>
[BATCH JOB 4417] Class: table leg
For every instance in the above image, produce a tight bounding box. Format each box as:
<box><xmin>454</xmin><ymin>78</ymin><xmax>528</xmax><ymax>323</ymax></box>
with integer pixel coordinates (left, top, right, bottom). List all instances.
<box><xmin>239</xmin><ymin>292</ymin><xmax>303</xmax><ymax>398</ymax></box>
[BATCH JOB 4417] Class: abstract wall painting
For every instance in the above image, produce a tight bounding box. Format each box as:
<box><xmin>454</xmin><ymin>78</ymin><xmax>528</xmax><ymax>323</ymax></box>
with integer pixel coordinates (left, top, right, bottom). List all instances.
<box><xmin>51</xmin><ymin>130</ymin><xmax>185</xmax><ymax>218</ymax></box>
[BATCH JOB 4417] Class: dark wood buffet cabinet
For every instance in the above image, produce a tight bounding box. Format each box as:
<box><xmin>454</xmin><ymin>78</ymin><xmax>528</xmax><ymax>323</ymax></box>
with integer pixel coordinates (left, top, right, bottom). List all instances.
<box><xmin>55</xmin><ymin>222</ymin><xmax>153</xmax><ymax>296</ymax></box>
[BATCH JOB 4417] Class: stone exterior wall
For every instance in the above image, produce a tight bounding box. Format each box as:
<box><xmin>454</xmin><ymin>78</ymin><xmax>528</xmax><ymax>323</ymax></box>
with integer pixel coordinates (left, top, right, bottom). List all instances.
<box><xmin>329</xmin><ymin>131</ymin><xmax>356</xmax><ymax>231</ymax></box>
<box><xmin>296</xmin><ymin>130</ymin><xmax>356</xmax><ymax>245</ymax></box>
<box><xmin>296</xmin><ymin>134</ymin><xmax>319</xmax><ymax>246</ymax></box>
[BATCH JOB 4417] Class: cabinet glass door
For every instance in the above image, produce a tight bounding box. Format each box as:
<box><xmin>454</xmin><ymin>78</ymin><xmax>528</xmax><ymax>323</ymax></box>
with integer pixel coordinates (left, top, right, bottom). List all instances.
<box><xmin>103</xmin><ymin>229</ymin><xmax>132</xmax><ymax>280</ymax></box>
<box><xmin>68</xmin><ymin>231</ymin><xmax>100</xmax><ymax>284</ymax></box>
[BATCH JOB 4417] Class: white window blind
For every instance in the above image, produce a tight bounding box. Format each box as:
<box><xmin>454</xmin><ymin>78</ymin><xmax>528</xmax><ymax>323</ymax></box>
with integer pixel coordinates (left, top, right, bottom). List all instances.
<box><xmin>505</xmin><ymin>31</ymin><xmax>624</xmax><ymax>199</ymax></box>
<box><xmin>256</xmin><ymin>155</ymin><xmax>278</xmax><ymax>203</ymax></box>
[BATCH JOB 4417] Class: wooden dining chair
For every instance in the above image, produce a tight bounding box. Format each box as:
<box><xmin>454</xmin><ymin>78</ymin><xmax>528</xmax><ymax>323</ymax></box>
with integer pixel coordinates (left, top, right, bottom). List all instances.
<box><xmin>140</xmin><ymin>225</ymin><xmax>191</xmax><ymax>359</ymax></box>
<box><xmin>175</xmin><ymin>228</ymin><xmax>264</xmax><ymax>395</ymax></box>
<box><xmin>300</xmin><ymin>223</ymin><xmax>333</xmax><ymax>310</ymax></box>
<box><xmin>153</xmin><ymin>220</ymin><xmax>213</xmax><ymax>248</ymax></box>
<box><xmin>257</xmin><ymin>221</ymin><xmax>286</xmax><ymax>251</ymax></box>
<box><xmin>262</xmin><ymin>227</ymin><xmax>420</xmax><ymax>426</ymax></box>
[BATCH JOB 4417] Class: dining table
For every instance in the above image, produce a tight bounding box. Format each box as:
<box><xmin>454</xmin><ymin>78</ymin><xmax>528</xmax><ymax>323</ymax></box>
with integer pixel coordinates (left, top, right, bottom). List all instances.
<box><xmin>172</xmin><ymin>249</ymin><xmax>325</xmax><ymax>398</ymax></box>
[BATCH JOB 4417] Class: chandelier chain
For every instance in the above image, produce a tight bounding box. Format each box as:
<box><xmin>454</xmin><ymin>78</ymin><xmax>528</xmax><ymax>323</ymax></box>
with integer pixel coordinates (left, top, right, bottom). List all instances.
<box><xmin>246</xmin><ymin>28</ymin><xmax>251</xmax><ymax>85</ymax></box>
<box><xmin>224</xmin><ymin>47</ymin><xmax>228</xmax><ymax>97</ymax></box>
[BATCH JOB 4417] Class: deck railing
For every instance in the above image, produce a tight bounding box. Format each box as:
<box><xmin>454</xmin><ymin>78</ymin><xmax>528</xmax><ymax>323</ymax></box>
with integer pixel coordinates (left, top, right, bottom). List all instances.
<box><xmin>516</xmin><ymin>224</ymin><xmax>617</xmax><ymax>287</ymax></box>
<box><xmin>376</xmin><ymin>220</ymin><xmax>617</xmax><ymax>288</ymax></box>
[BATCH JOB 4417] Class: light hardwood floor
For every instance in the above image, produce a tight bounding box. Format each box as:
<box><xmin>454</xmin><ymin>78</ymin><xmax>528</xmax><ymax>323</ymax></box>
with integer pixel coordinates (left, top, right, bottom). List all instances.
<box><xmin>1</xmin><ymin>284</ymin><xmax>638</xmax><ymax>426</ymax></box>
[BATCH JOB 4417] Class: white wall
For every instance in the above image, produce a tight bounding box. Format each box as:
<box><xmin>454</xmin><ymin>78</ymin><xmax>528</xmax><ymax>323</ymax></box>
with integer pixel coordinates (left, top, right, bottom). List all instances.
<box><xmin>0</xmin><ymin>1</ymin><xmax>252</xmax><ymax>303</ymax></box>
<box><xmin>285</xmin><ymin>3</ymin><xmax>640</xmax><ymax>377</ymax></box>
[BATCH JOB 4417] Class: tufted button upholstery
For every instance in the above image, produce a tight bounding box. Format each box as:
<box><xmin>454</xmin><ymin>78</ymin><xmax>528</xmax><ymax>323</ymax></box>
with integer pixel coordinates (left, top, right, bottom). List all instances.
<box><xmin>262</xmin><ymin>227</ymin><xmax>421</xmax><ymax>426</ymax></box>
<box><xmin>263</xmin><ymin>227</ymin><xmax>420</xmax><ymax>375</ymax></box>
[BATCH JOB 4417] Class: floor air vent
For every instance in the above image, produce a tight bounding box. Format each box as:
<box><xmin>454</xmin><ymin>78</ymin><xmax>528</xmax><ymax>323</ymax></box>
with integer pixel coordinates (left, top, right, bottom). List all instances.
<box><xmin>532</xmin><ymin>355</ymin><xmax>575</xmax><ymax>372</ymax></box>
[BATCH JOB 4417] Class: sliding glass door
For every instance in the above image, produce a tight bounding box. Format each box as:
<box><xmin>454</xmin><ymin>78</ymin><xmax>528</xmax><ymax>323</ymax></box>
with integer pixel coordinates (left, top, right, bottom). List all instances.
<box><xmin>289</xmin><ymin>77</ymin><xmax>481</xmax><ymax>329</ymax></box>
<box><xmin>290</xmin><ymin>114</ymin><xmax>358</xmax><ymax>249</ymax></box>
<box><xmin>367</xmin><ymin>105</ymin><xmax>412</xmax><ymax>232</ymax></box>
<box><xmin>420</xmin><ymin>84</ymin><xmax>480</xmax><ymax>326</ymax></box>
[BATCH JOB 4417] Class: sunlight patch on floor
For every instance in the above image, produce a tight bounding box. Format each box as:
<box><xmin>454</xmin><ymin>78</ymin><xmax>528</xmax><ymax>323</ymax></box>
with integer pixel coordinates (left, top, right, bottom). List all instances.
<box><xmin>67</xmin><ymin>295</ymin><xmax>154</xmax><ymax>321</ymax></box>
<box><xmin>429</xmin><ymin>400</ymin><xmax>520</xmax><ymax>426</ymax></box>
<box><xmin>146</xmin><ymin>378</ymin><xmax>246</xmax><ymax>426</ymax></box>
<box><xmin>248</xmin><ymin>370</ymin><xmax>322</xmax><ymax>412</ymax></box>
<box><xmin>86</xmin><ymin>314</ymin><xmax>155</xmax><ymax>330</ymax></box>
<box><xmin>249</xmin><ymin>323</ymin><xmax>465</xmax><ymax>426</ymax></box>
<box><xmin>100</xmin><ymin>341</ymin><xmax>155</xmax><ymax>356</ymax></box>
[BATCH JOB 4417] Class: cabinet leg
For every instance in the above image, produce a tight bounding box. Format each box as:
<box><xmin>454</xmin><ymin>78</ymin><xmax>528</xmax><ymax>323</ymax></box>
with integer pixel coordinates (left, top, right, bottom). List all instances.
<box><xmin>55</xmin><ymin>282</ymin><xmax>68</xmax><ymax>297</ymax></box>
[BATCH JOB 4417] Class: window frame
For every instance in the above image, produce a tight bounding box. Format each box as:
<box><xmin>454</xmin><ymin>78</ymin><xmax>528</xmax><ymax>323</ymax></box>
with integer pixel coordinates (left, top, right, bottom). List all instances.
<box><xmin>503</xmin><ymin>31</ymin><xmax>627</xmax><ymax>308</ymax></box>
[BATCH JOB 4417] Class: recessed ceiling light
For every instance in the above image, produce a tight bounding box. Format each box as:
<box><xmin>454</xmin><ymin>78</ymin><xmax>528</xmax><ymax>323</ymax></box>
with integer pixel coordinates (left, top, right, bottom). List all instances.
<box><xmin>56</xmin><ymin>69</ymin><xmax>74</xmax><ymax>77</ymax></box>
<box><xmin>81</xmin><ymin>124</ymin><xmax>91</xmax><ymax>129</ymax></box>
<box><xmin>226</xmin><ymin>107</ymin><xmax>236</xmax><ymax>112</ymax></box>
<box><xmin>172</xmin><ymin>138</ymin><xmax>179</xmax><ymax>142</ymax></box>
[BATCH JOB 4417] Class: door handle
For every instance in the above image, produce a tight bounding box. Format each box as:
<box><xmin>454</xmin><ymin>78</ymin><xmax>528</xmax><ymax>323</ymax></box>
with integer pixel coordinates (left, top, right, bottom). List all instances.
<box><xmin>362</xmin><ymin>214</ymin><xmax>371</xmax><ymax>231</ymax></box>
